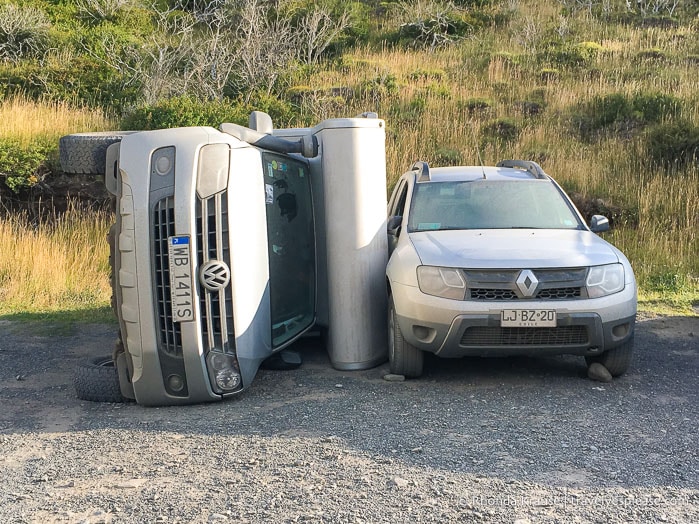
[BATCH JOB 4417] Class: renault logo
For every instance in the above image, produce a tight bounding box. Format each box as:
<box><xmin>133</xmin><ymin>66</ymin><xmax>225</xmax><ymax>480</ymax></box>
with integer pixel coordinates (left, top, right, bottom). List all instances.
<box><xmin>516</xmin><ymin>269</ymin><xmax>538</xmax><ymax>298</ymax></box>
<box><xmin>200</xmin><ymin>260</ymin><xmax>231</xmax><ymax>291</ymax></box>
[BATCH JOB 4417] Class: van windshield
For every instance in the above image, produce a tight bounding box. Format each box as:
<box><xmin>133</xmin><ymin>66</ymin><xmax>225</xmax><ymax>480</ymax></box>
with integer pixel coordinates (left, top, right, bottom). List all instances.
<box><xmin>262</xmin><ymin>153</ymin><xmax>315</xmax><ymax>348</ymax></box>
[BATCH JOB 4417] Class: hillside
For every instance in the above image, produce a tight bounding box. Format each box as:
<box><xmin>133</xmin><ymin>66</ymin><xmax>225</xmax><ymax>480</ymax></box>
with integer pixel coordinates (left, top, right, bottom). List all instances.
<box><xmin>0</xmin><ymin>0</ymin><xmax>697</xmax><ymax>313</ymax></box>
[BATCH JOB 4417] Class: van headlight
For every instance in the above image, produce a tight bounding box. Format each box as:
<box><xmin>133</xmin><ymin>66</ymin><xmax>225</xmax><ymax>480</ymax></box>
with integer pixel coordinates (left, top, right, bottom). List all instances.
<box><xmin>417</xmin><ymin>266</ymin><xmax>467</xmax><ymax>300</ymax></box>
<box><xmin>586</xmin><ymin>263</ymin><xmax>625</xmax><ymax>298</ymax></box>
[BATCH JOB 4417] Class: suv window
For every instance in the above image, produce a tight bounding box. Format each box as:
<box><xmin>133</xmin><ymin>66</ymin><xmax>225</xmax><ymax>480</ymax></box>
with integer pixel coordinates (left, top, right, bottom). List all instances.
<box><xmin>408</xmin><ymin>180</ymin><xmax>582</xmax><ymax>232</ymax></box>
<box><xmin>262</xmin><ymin>153</ymin><xmax>315</xmax><ymax>347</ymax></box>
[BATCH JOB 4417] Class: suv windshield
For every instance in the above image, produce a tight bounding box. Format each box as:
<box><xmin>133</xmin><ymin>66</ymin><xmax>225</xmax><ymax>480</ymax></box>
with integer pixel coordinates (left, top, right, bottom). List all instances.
<box><xmin>407</xmin><ymin>180</ymin><xmax>582</xmax><ymax>232</ymax></box>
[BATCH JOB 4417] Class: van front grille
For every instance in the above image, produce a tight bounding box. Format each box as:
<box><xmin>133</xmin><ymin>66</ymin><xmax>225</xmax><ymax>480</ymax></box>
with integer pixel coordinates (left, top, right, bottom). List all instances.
<box><xmin>153</xmin><ymin>196</ymin><xmax>183</xmax><ymax>357</ymax></box>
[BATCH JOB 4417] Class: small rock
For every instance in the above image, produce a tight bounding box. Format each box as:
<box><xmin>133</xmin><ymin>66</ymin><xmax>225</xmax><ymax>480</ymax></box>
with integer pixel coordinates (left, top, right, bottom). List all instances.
<box><xmin>15</xmin><ymin>374</ymin><xmax>25</xmax><ymax>381</ymax></box>
<box><xmin>588</xmin><ymin>362</ymin><xmax>613</xmax><ymax>383</ymax></box>
<box><xmin>392</xmin><ymin>477</ymin><xmax>409</xmax><ymax>488</ymax></box>
<box><xmin>383</xmin><ymin>373</ymin><xmax>405</xmax><ymax>382</ymax></box>
<box><xmin>334</xmin><ymin>384</ymin><xmax>343</xmax><ymax>388</ymax></box>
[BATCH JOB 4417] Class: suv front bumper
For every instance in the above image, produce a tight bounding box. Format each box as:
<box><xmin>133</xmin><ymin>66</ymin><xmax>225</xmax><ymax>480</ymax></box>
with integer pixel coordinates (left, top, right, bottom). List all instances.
<box><xmin>391</xmin><ymin>281</ymin><xmax>636</xmax><ymax>358</ymax></box>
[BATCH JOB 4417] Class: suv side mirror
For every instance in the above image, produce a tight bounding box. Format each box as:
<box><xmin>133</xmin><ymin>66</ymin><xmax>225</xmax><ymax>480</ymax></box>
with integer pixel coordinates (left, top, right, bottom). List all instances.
<box><xmin>590</xmin><ymin>215</ymin><xmax>610</xmax><ymax>233</ymax></box>
<box><xmin>387</xmin><ymin>215</ymin><xmax>403</xmax><ymax>236</ymax></box>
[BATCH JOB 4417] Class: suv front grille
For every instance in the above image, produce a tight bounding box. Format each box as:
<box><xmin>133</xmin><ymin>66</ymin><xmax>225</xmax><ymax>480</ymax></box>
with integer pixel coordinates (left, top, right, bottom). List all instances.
<box><xmin>460</xmin><ymin>326</ymin><xmax>588</xmax><ymax>346</ymax></box>
<box><xmin>464</xmin><ymin>269</ymin><xmax>586</xmax><ymax>301</ymax></box>
<box><xmin>153</xmin><ymin>196</ymin><xmax>183</xmax><ymax>357</ymax></box>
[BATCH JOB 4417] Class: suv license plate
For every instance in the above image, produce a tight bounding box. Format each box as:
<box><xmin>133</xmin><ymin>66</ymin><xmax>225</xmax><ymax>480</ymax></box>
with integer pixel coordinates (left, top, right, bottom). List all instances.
<box><xmin>168</xmin><ymin>236</ymin><xmax>194</xmax><ymax>322</ymax></box>
<box><xmin>501</xmin><ymin>309</ymin><xmax>556</xmax><ymax>328</ymax></box>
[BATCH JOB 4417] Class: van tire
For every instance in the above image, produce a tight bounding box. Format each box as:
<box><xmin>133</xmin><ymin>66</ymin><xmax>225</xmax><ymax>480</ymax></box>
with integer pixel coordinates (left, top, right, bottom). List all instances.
<box><xmin>59</xmin><ymin>132</ymin><xmax>135</xmax><ymax>175</ymax></box>
<box><xmin>74</xmin><ymin>355</ymin><xmax>126</xmax><ymax>403</ymax></box>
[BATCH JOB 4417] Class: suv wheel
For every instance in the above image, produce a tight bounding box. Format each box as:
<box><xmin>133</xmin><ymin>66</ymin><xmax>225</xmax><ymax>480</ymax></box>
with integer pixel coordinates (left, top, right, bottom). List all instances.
<box><xmin>388</xmin><ymin>296</ymin><xmax>423</xmax><ymax>378</ymax></box>
<box><xmin>585</xmin><ymin>337</ymin><xmax>634</xmax><ymax>377</ymax></box>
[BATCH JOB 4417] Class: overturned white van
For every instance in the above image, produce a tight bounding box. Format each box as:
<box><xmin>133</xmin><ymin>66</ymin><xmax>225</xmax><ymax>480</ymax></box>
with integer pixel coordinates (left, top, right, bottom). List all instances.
<box><xmin>60</xmin><ymin>112</ymin><xmax>388</xmax><ymax>405</ymax></box>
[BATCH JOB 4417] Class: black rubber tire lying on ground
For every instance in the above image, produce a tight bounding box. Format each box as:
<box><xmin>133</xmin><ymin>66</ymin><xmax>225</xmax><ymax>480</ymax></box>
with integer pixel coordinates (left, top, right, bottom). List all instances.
<box><xmin>74</xmin><ymin>355</ymin><xmax>126</xmax><ymax>403</ymax></box>
<box><xmin>59</xmin><ymin>132</ymin><xmax>136</xmax><ymax>175</ymax></box>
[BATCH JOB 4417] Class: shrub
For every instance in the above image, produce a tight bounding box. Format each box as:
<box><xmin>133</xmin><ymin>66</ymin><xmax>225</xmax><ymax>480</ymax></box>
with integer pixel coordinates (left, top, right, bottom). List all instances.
<box><xmin>121</xmin><ymin>95</ymin><xmax>297</xmax><ymax>131</ymax></box>
<box><xmin>571</xmin><ymin>92</ymin><xmax>682</xmax><ymax>140</ymax></box>
<box><xmin>0</xmin><ymin>3</ymin><xmax>51</xmax><ymax>62</ymax></box>
<box><xmin>408</xmin><ymin>68</ymin><xmax>447</xmax><ymax>81</ymax></box>
<box><xmin>634</xmin><ymin>48</ymin><xmax>669</xmax><ymax>62</ymax></box>
<box><xmin>0</xmin><ymin>138</ymin><xmax>53</xmax><ymax>192</ymax></box>
<box><xmin>458</xmin><ymin>97</ymin><xmax>494</xmax><ymax>115</ymax></box>
<box><xmin>645</xmin><ymin>120</ymin><xmax>699</xmax><ymax>169</ymax></box>
<box><xmin>539</xmin><ymin>68</ymin><xmax>560</xmax><ymax>82</ymax></box>
<box><xmin>543</xmin><ymin>41</ymin><xmax>605</xmax><ymax>69</ymax></box>
<box><xmin>434</xmin><ymin>147</ymin><xmax>462</xmax><ymax>165</ymax></box>
<box><xmin>357</xmin><ymin>72</ymin><xmax>399</xmax><ymax>100</ymax></box>
<box><xmin>481</xmin><ymin>118</ymin><xmax>520</xmax><ymax>143</ymax></box>
<box><xmin>0</xmin><ymin>56</ymin><xmax>136</xmax><ymax>110</ymax></box>
<box><xmin>388</xmin><ymin>1</ymin><xmax>486</xmax><ymax>49</ymax></box>
<box><xmin>75</xmin><ymin>0</ymin><xmax>133</xmax><ymax>24</ymax></box>
<box><xmin>492</xmin><ymin>51</ymin><xmax>520</xmax><ymax>66</ymax></box>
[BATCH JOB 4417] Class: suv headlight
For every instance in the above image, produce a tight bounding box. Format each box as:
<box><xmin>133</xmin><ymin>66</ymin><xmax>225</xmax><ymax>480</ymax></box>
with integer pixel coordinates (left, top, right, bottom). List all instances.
<box><xmin>586</xmin><ymin>263</ymin><xmax>625</xmax><ymax>298</ymax></box>
<box><xmin>417</xmin><ymin>266</ymin><xmax>466</xmax><ymax>300</ymax></box>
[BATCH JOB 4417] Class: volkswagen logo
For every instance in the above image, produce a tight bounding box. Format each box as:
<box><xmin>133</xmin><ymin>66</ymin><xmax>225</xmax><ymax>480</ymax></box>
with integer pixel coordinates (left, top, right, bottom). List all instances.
<box><xmin>200</xmin><ymin>260</ymin><xmax>231</xmax><ymax>291</ymax></box>
<box><xmin>515</xmin><ymin>269</ymin><xmax>538</xmax><ymax>298</ymax></box>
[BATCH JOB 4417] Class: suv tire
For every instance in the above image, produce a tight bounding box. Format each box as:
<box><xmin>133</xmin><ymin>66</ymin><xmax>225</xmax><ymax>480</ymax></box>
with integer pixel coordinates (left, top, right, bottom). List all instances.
<box><xmin>585</xmin><ymin>337</ymin><xmax>634</xmax><ymax>377</ymax></box>
<box><xmin>388</xmin><ymin>296</ymin><xmax>423</xmax><ymax>378</ymax></box>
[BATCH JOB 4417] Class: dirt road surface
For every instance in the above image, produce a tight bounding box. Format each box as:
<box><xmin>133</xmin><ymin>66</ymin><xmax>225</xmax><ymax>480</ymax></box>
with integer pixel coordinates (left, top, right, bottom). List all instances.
<box><xmin>1</xmin><ymin>315</ymin><xmax>697</xmax><ymax>523</ymax></box>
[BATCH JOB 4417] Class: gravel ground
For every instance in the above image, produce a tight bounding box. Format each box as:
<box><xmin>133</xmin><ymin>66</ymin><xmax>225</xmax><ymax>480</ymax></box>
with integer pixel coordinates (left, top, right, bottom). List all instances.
<box><xmin>0</xmin><ymin>315</ymin><xmax>697</xmax><ymax>524</ymax></box>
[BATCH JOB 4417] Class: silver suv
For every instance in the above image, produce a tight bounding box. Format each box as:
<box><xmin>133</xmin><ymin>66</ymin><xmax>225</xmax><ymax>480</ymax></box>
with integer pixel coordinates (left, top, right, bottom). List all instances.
<box><xmin>386</xmin><ymin>160</ymin><xmax>637</xmax><ymax>378</ymax></box>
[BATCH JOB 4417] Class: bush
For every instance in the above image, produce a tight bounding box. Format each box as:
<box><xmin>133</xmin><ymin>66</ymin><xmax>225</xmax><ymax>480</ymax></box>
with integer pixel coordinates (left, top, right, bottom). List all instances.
<box><xmin>481</xmin><ymin>118</ymin><xmax>520</xmax><ymax>143</ymax></box>
<box><xmin>408</xmin><ymin>68</ymin><xmax>447</xmax><ymax>81</ymax></box>
<box><xmin>542</xmin><ymin>42</ymin><xmax>605</xmax><ymax>69</ymax></box>
<box><xmin>357</xmin><ymin>72</ymin><xmax>399</xmax><ymax>100</ymax></box>
<box><xmin>433</xmin><ymin>147</ymin><xmax>462</xmax><ymax>165</ymax></box>
<box><xmin>571</xmin><ymin>92</ymin><xmax>683</xmax><ymax>140</ymax></box>
<box><xmin>0</xmin><ymin>3</ymin><xmax>51</xmax><ymax>62</ymax></box>
<box><xmin>0</xmin><ymin>56</ymin><xmax>136</xmax><ymax>110</ymax></box>
<box><xmin>121</xmin><ymin>95</ymin><xmax>297</xmax><ymax>131</ymax></box>
<box><xmin>0</xmin><ymin>138</ymin><xmax>53</xmax><ymax>192</ymax></box>
<box><xmin>458</xmin><ymin>97</ymin><xmax>494</xmax><ymax>116</ymax></box>
<box><xmin>646</xmin><ymin>121</ymin><xmax>699</xmax><ymax>169</ymax></box>
<box><xmin>634</xmin><ymin>48</ymin><xmax>669</xmax><ymax>62</ymax></box>
<box><xmin>387</xmin><ymin>1</ymin><xmax>488</xmax><ymax>49</ymax></box>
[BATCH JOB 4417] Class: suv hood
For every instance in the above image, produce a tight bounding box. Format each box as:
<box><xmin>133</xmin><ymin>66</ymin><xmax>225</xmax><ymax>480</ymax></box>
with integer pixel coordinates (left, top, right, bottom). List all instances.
<box><xmin>409</xmin><ymin>229</ymin><xmax>619</xmax><ymax>269</ymax></box>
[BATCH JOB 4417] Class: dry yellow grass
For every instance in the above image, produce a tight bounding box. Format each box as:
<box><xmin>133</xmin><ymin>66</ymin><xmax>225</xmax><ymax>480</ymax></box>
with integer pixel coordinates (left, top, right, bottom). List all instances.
<box><xmin>0</xmin><ymin>95</ymin><xmax>114</xmax><ymax>144</ymax></box>
<box><xmin>0</xmin><ymin>203</ymin><xmax>113</xmax><ymax>315</ymax></box>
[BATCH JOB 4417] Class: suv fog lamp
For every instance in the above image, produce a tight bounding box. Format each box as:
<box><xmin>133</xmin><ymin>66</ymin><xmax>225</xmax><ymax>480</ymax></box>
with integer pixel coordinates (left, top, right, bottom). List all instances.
<box><xmin>417</xmin><ymin>266</ymin><xmax>466</xmax><ymax>300</ymax></box>
<box><xmin>586</xmin><ymin>263</ymin><xmax>624</xmax><ymax>298</ymax></box>
<box><xmin>197</xmin><ymin>143</ymin><xmax>230</xmax><ymax>198</ymax></box>
<box><xmin>167</xmin><ymin>374</ymin><xmax>185</xmax><ymax>392</ymax></box>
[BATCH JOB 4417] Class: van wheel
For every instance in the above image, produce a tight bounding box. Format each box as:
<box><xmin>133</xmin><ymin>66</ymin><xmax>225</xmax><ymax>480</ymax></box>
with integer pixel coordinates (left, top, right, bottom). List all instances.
<box><xmin>74</xmin><ymin>355</ymin><xmax>126</xmax><ymax>403</ymax></box>
<box><xmin>59</xmin><ymin>132</ymin><xmax>135</xmax><ymax>175</ymax></box>
<box><xmin>388</xmin><ymin>296</ymin><xmax>423</xmax><ymax>378</ymax></box>
<box><xmin>585</xmin><ymin>337</ymin><xmax>634</xmax><ymax>377</ymax></box>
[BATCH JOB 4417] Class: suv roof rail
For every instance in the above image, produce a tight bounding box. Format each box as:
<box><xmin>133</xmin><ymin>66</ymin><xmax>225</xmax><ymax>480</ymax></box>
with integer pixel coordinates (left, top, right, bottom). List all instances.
<box><xmin>496</xmin><ymin>159</ymin><xmax>547</xmax><ymax>179</ymax></box>
<box><xmin>412</xmin><ymin>161</ymin><xmax>430</xmax><ymax>182</ymax></box>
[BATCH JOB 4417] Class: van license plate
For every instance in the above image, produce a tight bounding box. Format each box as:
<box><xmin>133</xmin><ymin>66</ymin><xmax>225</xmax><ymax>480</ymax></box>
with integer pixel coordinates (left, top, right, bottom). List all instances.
<box><xmin>168</xmin><ymin>236</ymin><xmax>194</xmax><ymax>322</ymax></box>
<box><xmin>501</xmin><ymin>309</ymin><xmax>556</xmax><ymax>327</ymax></box>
